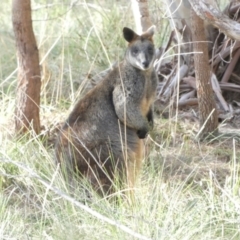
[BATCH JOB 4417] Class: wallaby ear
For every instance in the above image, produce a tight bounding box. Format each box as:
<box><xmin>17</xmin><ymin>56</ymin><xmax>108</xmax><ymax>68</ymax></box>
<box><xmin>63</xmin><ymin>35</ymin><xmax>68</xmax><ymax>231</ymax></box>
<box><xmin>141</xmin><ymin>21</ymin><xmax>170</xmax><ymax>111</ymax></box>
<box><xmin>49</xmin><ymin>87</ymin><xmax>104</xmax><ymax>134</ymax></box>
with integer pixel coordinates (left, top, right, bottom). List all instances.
<box><xmin>123</xmin><ymin>27</ymin><xmax>138</xmax><ymax>43</ymax></box>
<box><xmin>144</xmin><ymin>25</ymin><xmax>156</xmax><ymax>38</ymax></box>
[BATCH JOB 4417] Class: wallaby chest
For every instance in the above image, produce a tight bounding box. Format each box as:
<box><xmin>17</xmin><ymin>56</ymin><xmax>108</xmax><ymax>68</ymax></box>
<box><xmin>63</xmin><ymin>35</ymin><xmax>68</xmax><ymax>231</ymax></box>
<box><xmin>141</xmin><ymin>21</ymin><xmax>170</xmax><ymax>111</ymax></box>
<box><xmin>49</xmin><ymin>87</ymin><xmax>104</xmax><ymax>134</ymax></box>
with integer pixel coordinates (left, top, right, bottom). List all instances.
<box><xmin>140</xmin><ymin>70</ymin><xmax>157</xmax><ymax>116</ymax></box>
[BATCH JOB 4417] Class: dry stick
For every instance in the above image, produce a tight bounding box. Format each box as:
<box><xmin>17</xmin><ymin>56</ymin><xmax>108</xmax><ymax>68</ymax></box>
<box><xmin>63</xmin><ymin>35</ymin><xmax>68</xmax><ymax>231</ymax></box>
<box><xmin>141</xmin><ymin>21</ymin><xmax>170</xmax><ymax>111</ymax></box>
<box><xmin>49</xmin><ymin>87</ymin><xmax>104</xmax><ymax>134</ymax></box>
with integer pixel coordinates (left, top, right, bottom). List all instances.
<box><xmin>231</xmin><ymin>73</ymin><xmax>240</xmax><ymax>83</ymax></box>
<box><xmin>212</xmin><ymin>41</ymin><xmax>240</xmax><ymax>67</ymax></box>
<box><xmin>195</xmin><ymin>108</ymin><xmax>216</xmax><ymax>139</ymax></box>
<box><xmin>229</xmin><ymin>4</ymin><xmax>240</xmax><ymax>16</ymax></box>
<box><xmin>211</xmin><ymin>74</ymin><xmax>229</xmax><ymax>111</ymax></box>
<box><xmin>0</xmin><ymin>158</ymin><xmax>151</xmax><ymax>240</ymax></box>
<box><xmin>220</xmin><ymin>82</ymin><xmax>240</xmax><ymax>90</ymax></box>
<box><xmin>181</xmin><ymin>75</ymin><xmax>230</xmax><ymax>111</ymax></box>
<box><xmin>220</xmin><ymin>87</ymin><xmax>240</xmax><ymax>93</ymax></box>
<box><xmin>182</xmin><ymin>76</ymin><xmax>196</xmax><ymax>89</ymax></box>
<box><xmin>180</xmin><ymin>76</ymin><xmax>240</xmax><ymax>94</ymax></box>
<box><xmin>158</xmin><ymin>65</ymin><xmax>176</xmax><ymax>97</ymax></box>
<box><xmin>163</xmin><ymin>65</ymin><xmax>188</xmax><ymax>99</ymax></box>
<box><xmin>177</xmin><ymin>88</ymin><xmax>197</xmax><ymax>108</ymax></box>
<box><xmin>179</xmin><ymin>90</ymin><xmax>196</xmax><ymax>102</ymax></box>
<box><xmin>221</xmin><ymin>48</ymin><xmax>240</xmax><ymax>83</ymax></box>
<box><xmin>179</xmin><ymin>84</ymin><xmax>194</xmax><ymax>90</ymax></box>
<box><xmin>219</xmin><ymin>82</ymin><xmax>240</xmax><ymax>93</ymax></box>
<box><xmin>177</xmin><ymin>98</ymin><xmax>198</xmax><ymax>108</ymax></box>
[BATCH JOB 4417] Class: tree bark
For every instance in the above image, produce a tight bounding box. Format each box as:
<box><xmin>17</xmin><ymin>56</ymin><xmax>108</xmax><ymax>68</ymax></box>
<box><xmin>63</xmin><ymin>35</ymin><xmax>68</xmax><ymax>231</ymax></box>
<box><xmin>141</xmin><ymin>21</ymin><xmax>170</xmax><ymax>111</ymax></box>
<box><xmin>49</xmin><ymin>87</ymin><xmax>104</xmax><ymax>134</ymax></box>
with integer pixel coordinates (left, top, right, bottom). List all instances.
<box><xmin>191</xmin><ymin>8</ymin><xmax>218</xmax><ymax>139</ymax></box>
<box><xmin>131</xmin><ymin>0</ymin><xmax>152</xmax><ymax>33</ymax></box>
<box><xmin>12</xmin><ymin>0</ymin><xmax>41</xmax><ymax>135</ymax></box>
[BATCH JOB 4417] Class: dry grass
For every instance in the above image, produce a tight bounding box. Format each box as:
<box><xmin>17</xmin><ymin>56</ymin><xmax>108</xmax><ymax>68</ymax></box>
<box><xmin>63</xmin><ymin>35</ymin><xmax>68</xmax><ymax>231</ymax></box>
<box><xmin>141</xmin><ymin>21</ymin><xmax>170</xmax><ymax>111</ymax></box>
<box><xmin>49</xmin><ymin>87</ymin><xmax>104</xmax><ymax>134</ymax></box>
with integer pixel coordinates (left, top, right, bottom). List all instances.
<box><xmin>1</xmin><ymin>0</ymin><xmax>240</xmax><ymax>239</ymax></box>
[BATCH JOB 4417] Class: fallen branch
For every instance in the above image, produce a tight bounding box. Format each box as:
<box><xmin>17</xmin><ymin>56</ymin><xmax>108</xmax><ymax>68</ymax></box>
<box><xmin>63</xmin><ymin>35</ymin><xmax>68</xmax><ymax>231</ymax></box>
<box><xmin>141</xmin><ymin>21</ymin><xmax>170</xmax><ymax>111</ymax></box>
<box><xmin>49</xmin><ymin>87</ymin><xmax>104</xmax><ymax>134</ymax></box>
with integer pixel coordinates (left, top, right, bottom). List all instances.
<box><xmin>221</xmin><ymin>47</ymin><xmax>240</xmax><ymax>83</ymax></box>
<box><xmin>211</xmin><ymin>73</ymin><xmax>229</xmax><ymax>111</ymax></box>
<box><xmin>178</xmin><ymin>98</ymin><xmax>198</xmax><ymax>107</ymax></box>
<box><xmin>162</xmin><ymin>64</ymin><xmax>188</xmax><ymax>99</ymax></box>
<box><xmin>211</xmin><ymin>41</ymin><xmax>240</xmax><ymax>67</ymax></box>
<box><xmin>189</xmin><ymin>0</ymin><xmax>240</xmax><ymax>41</ymax></box>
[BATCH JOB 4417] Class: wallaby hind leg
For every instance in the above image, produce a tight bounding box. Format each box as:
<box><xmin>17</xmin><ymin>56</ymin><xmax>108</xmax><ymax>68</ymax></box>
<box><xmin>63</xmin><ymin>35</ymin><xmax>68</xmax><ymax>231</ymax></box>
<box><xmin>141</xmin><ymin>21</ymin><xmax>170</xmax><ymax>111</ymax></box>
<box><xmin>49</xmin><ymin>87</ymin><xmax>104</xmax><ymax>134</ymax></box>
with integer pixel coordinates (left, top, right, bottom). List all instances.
<box><xmin>125</xmin><ymin>139</ymin><xmax>144</xmax><ymax>202</ymax></box>
<box><xmin>84</xmin><ymin>163</ymin><xmax>114</xmax><ymax>196</ymax></box>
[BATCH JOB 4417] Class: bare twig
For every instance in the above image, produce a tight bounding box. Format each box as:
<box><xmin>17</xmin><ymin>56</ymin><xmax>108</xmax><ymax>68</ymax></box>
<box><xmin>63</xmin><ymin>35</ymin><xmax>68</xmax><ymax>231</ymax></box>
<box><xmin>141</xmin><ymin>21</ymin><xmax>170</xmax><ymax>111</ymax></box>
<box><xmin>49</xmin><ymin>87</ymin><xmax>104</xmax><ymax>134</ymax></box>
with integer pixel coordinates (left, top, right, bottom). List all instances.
<box><xmin>211</xmin><ymin>41</ymin><xmax>240</xmax><ymax>66</ymax></box>
<box><xmin>178</xmin><ymin>98</ymin><xmax>198</xmax><ymax>107</ymax></box>
<box><xmin>163</xmin><ymin>64</ymin><xmax>188</xmax><ymax>99</ymax></box>
<box><xmin>211</xmin><ymin>74</ymin><xmax>229</xmax><ymax>111</ymax></box>
<box><xmin>221</xmin><ymin>47</ymin><xmax>240</xmax><ymax>83</ymax></box>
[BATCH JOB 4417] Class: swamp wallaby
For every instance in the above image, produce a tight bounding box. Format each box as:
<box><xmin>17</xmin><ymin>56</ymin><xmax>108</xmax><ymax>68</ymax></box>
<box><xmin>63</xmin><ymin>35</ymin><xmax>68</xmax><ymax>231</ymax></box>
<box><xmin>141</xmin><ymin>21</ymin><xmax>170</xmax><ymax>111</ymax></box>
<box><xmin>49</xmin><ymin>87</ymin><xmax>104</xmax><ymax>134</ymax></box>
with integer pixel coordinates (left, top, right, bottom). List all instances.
<box><xmin>55</xmin><ymin>26</ymin><xmax>158</xmax><ymax>194</ymax></box>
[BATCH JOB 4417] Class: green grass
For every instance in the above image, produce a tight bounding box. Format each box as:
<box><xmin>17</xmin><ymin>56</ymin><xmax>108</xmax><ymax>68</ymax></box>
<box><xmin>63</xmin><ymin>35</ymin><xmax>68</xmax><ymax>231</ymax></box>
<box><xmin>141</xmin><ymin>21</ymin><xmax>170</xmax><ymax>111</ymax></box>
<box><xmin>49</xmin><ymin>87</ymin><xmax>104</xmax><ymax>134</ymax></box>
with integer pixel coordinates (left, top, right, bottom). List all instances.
<box><xmin>1</xmin><ymin>129</ymin><xmax>240</xmax><ymax>239</ymax></box>
<box><xmin>1</xmin><ymin>0</ymin><xmax>240</xmax><ymax>239</ymax></box>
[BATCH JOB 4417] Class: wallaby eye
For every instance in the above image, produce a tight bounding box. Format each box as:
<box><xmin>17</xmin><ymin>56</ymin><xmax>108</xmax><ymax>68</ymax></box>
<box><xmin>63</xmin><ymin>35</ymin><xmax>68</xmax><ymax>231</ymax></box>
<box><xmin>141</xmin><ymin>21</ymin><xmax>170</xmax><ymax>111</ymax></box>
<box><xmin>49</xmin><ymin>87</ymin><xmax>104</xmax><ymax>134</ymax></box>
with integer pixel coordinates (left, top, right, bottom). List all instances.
<box><xmin>132</xmin><ymin>47</ymin><xmax>139</xmax><ymax>55</ymax></box>
<box><xmin>148</xmin><ymin>46</ymin><xmax>154</xmax><ymax>54</ymax></box>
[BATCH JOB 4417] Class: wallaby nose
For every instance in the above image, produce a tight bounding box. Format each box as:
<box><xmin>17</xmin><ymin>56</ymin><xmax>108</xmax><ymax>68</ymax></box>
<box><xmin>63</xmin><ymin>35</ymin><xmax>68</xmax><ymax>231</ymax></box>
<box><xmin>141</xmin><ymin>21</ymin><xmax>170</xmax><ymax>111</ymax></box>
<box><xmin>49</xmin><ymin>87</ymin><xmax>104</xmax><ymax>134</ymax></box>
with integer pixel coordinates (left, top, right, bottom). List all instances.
<box><xmin>142</xmin><ymin>61</ymin><xmax>149</xmax><ymax>69</ymax></box>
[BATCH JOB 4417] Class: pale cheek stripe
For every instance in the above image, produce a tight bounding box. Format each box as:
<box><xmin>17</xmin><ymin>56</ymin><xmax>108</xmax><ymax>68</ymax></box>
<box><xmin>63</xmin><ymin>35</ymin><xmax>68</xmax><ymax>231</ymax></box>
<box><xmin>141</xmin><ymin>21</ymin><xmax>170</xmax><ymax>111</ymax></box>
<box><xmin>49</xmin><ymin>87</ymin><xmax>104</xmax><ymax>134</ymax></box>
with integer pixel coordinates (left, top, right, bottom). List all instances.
<box><xmin>127</xmin><ymin>53</ymin><xmax>154</xmax><ymax>70</ymax></box>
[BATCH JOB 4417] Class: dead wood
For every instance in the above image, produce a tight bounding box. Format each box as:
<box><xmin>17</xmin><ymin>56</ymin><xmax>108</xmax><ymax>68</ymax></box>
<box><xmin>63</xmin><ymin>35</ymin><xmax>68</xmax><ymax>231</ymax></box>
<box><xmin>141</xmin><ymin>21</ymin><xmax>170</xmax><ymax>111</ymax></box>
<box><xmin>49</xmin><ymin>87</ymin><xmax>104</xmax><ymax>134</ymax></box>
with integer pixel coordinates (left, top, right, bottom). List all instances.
<box><xmin>221</xmin><ymin>47</ymin><xmax>240</xmax><ymax>83</ymax></box>
<box><xmin>160</xmin><ymin>64</ymin><xmax>188</xmax><ymax>100</ymax></box>
<box><xmin>211</xmin><ymin>41</ymin><xmax>240</xmax><ymax>67</ymax></box>
<box><xmin>155</xmin><ymin>0</ymin><xmax>240</xmax><ymax>124</ymax></box>
<box><xmin>211</xmin><ymin>73</ymin><xmax>229</xmax><ymax>111</ymax></box>
<box><xmin>188</xmin><ymin>0</ymin><xmax>240</xmax><ymax>41</ymax></box>
<box><xmin>178</xmin><ymin>98</ymin><xmax>198</xmax><ymax>108</ymax></box>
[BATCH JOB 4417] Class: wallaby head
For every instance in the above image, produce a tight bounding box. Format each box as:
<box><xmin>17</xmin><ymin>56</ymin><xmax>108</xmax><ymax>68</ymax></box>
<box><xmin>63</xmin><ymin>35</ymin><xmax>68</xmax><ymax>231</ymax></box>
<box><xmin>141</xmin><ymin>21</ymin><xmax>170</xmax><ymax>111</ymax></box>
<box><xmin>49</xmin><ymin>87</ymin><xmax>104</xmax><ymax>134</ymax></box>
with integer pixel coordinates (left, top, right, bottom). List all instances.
<box><xmin>123</xmin><ymin>26</ymin><xmax>156</xmax><ymax>71</ymax></box>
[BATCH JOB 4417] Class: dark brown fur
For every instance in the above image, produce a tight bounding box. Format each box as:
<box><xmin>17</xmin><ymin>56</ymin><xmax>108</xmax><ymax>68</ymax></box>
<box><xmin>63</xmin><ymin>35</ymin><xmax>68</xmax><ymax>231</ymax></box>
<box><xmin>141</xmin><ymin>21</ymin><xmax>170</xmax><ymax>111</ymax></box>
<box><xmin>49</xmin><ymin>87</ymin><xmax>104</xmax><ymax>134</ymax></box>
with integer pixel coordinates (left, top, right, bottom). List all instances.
<box><xmin>55</xmin><ymin>26</ymin><xmax>157</xmax><ymax>194</ymax></box>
